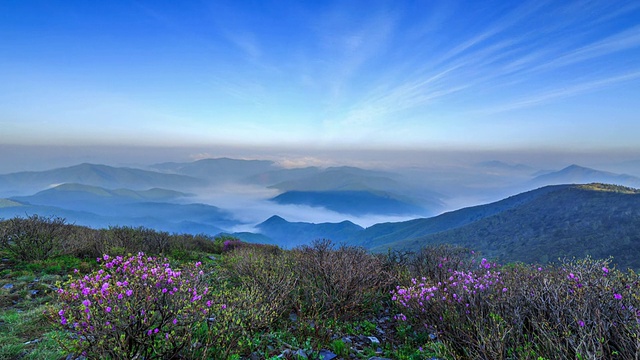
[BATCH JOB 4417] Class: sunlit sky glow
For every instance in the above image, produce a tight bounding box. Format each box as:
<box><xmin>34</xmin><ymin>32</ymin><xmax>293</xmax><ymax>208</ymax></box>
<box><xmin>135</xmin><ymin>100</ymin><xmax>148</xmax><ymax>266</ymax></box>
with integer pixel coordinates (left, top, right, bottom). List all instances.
<box><xmin>1</xmin><ymin>0</ymin><xmax>640</xmax><ymax>153</ymax></box>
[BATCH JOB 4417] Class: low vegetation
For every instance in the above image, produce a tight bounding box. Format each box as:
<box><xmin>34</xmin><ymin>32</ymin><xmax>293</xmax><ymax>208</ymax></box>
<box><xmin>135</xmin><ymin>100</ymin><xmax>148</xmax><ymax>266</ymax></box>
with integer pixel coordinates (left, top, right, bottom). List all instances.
<box><xmin>1</xmin><ymin>215</ymin><xmax>640</xmax><ymax>359</ymax></box>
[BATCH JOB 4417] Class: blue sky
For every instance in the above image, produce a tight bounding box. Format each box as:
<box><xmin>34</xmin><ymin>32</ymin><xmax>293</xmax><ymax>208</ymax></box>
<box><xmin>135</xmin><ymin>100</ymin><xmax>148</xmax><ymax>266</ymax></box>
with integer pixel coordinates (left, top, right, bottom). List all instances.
<box><xmin>1</xmin><ymin>0</ymin><xmax>640</xmax><ymax>154</ymax></box>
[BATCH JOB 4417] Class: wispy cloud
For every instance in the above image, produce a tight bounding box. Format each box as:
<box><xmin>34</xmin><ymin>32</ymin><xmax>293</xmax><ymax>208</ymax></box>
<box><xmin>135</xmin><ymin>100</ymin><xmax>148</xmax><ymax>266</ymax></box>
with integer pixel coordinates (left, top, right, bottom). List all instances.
<box><xmin>224</xmin><ymin>31</ymin><xmax>262</xmax><ymax>60</ymax></box>
<box><xmin>532</xmin><ymin>25</ymin><xmax>640</xmax><ymax>73</ymax></box>
<box><xmin>478</xmin><ymin>70</ymin><xmax>640</xmax><ymax>114</ymax></box>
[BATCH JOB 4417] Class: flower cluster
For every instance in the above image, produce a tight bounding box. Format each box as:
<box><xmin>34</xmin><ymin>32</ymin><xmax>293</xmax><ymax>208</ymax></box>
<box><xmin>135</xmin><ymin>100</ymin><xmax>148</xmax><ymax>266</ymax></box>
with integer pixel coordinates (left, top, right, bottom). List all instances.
<box><xmin>393</xmin><ymin>258</ymin><xmax>505</xmax><ymax>312</ymax></box>
<box><xmin>52</xmin><ymin>253</ymin><xmax>218</xmax><ymax>359</ymax></box>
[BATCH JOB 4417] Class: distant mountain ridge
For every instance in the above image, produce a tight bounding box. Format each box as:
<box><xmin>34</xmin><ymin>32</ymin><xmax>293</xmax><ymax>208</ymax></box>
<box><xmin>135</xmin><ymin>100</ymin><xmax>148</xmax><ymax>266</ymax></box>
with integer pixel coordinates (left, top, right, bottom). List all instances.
<box><xmin>150</xmin><ymin>158</ymin><xmax>276</xmax><ymax>183</ymax></box>
<box><xmin>255</xmin><ymin>215</ymin><xmax>363</xmax><ymax>248</ymax></box>
<box><xmin>0</xmin><ymin>163</ymin><xmax>206</xmax><ymax>195</ymax></box>
<box><xmin>531</xmin><ymin>164</ymin><xmax>640</xmax><ymax>188</ymax></box>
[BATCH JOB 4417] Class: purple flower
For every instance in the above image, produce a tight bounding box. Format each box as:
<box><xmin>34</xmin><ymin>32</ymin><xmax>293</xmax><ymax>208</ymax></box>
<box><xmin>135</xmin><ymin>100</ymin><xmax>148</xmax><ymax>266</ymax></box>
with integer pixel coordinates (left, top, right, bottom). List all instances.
<box><xmin>578</xmin><ymin>320</ymin><xmax>585</xmax><ymax>327</ymax></box>
<box><xmin>105</xmin><ymin>307</ymin><xmax>111</xmax><ymax>313</ymax></box>
<box><xmin>82</xmin><ymin>299</ymin><xmax>91</xmax><ymax>307</ymax></box>
<box><xmin>602</xmin><ymin>267</ymin><xmax>609</xmax><ymax>273</ymax></box>
<box><xmin>614</xmin><ymin>293</ymin><xmax>623</xmax><ymax>300</ymax></box>
<box><xmin>126</xmin><ymin>289</ymin><xmax>133</xmax><ymax>297</ymax></box>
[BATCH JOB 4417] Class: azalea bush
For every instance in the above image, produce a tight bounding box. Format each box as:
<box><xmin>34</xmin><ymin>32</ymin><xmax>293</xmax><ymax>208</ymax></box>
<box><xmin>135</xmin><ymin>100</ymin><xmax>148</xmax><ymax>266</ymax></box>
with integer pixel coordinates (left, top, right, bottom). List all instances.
<box><xmin>393</xmin><ymin>254</ymin><xmax>640</xmax><ymax>359</ymax></box>
<box><xmin>49</xmin><ymin>253</ymin><xmax>215</xmax><ymax>359</ymax></box>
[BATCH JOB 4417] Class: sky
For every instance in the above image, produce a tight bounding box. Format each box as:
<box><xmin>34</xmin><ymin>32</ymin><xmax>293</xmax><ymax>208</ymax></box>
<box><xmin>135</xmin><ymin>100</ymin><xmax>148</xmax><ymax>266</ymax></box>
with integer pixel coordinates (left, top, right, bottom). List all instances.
<box><xmin>1</xmin><ymin>0</ymin><xmax>640</xmax><ymax>169</ymax></box>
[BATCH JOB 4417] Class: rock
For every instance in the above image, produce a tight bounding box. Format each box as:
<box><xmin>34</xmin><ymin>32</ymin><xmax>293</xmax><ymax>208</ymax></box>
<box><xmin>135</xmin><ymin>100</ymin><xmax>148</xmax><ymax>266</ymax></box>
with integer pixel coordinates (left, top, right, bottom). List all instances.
<box><xmin>2</xmin><ymin>283</ymin><xmax>14</xmax><ymax>290</ymax></box>
<box><xmin>319</xmin><ymin>349</ymin><xmax>337</xmax><ymax>360</ymax></box>
<box><xmin>249</xmin><ymin>352</ymin><xmax>261</xmax><ymax>360</ymax></box>
<box><xmin>367</xmin><ymin>336</ymin><xmax>380</xmax><ymax>344</ymax></box>
<box><xmin>29</xmin><ymin>290</ymin><xmax>39</xmax><ymax>296</ymax></box>
<box><xmin>368</xmin><ymin>357</ymin><xmax>392</xmax><ymax>360</ymax></box>
<box><xmin>294</xmin><ymin>349</ymin><xmax>308</xmax><ymax>359</ymax></box>
<box><xmin>357</xmin><ymin>335</ymin><xmax>370</xmax><ymax>344</ymax></box>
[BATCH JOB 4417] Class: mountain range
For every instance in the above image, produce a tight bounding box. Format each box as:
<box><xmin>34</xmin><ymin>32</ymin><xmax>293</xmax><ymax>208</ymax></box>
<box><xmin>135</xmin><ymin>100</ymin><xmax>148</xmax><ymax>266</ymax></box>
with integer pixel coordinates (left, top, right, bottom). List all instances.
<box><xmin>1</xmin><ymin>159</ymin><xmax>640</xmax><ymax>268</ymax></box>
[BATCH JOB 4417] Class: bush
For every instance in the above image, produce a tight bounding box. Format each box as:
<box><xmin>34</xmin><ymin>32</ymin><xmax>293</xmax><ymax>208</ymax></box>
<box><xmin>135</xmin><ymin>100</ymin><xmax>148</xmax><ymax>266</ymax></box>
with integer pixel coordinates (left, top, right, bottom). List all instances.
<box><xmin>292</xmin><ymin>239</ymin><xmax>393</xmax><ymax>320</ymax></box>
<box><xmin>393</xmin><ymin>256</ymin><xmax>640</xmax><ymax>359</ymax></box>
<box><xmin>219</xmin><ymin>246</ymin><xmax>297</xmax><ymax>321</ymax></box>
<box><xmin>0</xmin><ymin>215</ymin><xmax>70</xmax><ymax>261</ymax></box>
<box><xmin>49</xmin><ymin>253</ymin><xmax>214</xmax><ymax>359</ymax></box>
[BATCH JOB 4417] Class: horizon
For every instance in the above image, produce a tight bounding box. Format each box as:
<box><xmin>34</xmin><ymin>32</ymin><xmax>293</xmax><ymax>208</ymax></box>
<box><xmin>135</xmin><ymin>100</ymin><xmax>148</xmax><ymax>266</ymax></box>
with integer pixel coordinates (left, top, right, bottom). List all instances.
<box><xmin>1</xmin><ymin>0</ymin><xmax>640</xmax><ymax>158</ymax></box>
<box><xmin>1</xmin><ymin>143</ymin><xmax>640</xmax><ymax>176</ymax></box>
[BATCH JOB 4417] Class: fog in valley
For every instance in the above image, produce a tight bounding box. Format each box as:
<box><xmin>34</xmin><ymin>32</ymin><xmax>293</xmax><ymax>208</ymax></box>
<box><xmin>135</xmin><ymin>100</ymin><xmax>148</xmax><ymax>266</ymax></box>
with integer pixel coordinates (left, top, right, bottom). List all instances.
<box><xmin>2</xmin><ymin>144</ymin><xmax>640</xmax><ymax>235</ymax></box>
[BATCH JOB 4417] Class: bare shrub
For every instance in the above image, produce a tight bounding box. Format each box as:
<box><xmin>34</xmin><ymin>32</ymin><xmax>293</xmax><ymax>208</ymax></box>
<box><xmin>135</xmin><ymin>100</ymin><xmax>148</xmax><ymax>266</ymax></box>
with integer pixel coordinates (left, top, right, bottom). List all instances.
<box><xmin>0</xmin><ymin>214</ymin><xmax>70</xmax><ymax>261</ymax></box>
<box><xmin>218</xmin><ymin>246</ymin><xmax>296</xmax><ymax>327</ymax></box>
<box><xmin>292</xmin><ymin>239</ymin><xmax>393</xmax><ymax>320</ymax></box>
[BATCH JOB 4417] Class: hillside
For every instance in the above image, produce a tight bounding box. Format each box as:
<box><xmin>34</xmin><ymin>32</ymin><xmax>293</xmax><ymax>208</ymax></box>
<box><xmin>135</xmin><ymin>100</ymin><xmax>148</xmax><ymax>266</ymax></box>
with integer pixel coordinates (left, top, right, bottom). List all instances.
<box><xmin>374</xmin><ymin>183</ymin><xmax>640</xmax><ymax>269</ymax></box>
<box><xmin>351</xmin><ymin>184</ymin><xmax>565</xmax><ymax>249</ymax></box>
<box><xmin>270</xmin><ymin>190</ymin><xmax>429</xmax><ymax>216</ymax></box>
